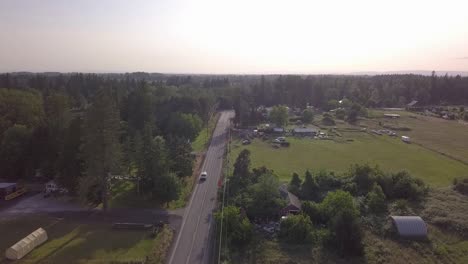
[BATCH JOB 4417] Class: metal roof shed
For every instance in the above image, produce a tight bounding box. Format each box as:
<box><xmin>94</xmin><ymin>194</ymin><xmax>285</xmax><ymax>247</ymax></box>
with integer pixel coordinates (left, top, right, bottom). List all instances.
<box><xmin>390</xmin><ymin>216</ymin><xmax>428</xmax><ymax>240</ymax></box>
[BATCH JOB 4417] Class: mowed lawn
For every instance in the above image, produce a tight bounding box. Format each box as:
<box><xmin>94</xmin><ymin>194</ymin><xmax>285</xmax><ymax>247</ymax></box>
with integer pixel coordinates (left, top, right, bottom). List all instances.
<box><xmin>230</xmin><ymin>133</ymin><xmax>468</xmax><ymax>187</ymax></box>
<box><xmin>0</xmin><ymin>215</ymin><xmax>163</xmax><ymax>264</ymax></box>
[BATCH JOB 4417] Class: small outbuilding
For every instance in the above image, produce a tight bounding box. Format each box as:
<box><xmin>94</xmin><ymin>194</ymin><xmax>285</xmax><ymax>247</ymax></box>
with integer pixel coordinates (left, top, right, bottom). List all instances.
<box><xmin>384</xmin><ymin>113</ymin><xmax>401</xmax><ymax>118</ymax></box>
<box><xmin>272</xmin><ymin>127</ymin><xmax>285</xmax><ymax>134</ymax></box>
<box><xmin>279</xmin><ymin>184</ymin><xmax>302</xmax><ymax>216</ymax></box>
<box><xmin>5</xmin><ymin>228</ymin><xmax>48</xmax><ymax>260</ymax></box>
<box><xmin>390</xmin><ymin>216</ymin><xmax>428</xmax><ymax>240</ymax></box>
<box><xmin>292</xmin><ymin>127</ymin><xmax>318</xmax><ymax>136</ymax></box>
<box><xmin>0</xmin><ymin>183</ymin><xmax>17</xmax><ymax>199</ymax></box>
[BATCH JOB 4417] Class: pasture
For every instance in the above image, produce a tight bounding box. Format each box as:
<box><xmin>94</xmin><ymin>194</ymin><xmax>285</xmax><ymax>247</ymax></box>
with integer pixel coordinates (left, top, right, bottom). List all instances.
<box><xmin>230</xmin><ymin>131</ymin><xmax>468</xmax><ymax>187</ymax></box>
<box><xmin>362</xmin><ymin>110</ymin><xmax>468</xmax><ymax>164</ymax></box>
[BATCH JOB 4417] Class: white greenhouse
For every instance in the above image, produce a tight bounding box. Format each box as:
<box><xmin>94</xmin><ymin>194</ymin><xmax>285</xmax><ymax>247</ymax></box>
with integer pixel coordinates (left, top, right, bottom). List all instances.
<box><xmin>5</xmin><ymin>228</ymin><xmax>48</xmax><ymax>260</ymax></box>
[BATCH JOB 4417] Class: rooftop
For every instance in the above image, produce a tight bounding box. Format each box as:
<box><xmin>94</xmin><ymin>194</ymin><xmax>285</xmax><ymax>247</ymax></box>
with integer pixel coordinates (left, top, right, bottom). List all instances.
<box><xmin>390</xmin><ymin>216</ymin><xmax>427</xmax><ymax>238</ymax></box>
<box><xmin>293</xmin><ymin>127</ymin><xmax>318</xmax><ymax>133</ymax></box>
<box><xmin>0</xmin><ymin>182</ymin><xmax>16</xmax><ymax>189</ymax></box>
<box><xmin>279</xmin><ymin>184</ymin><xmax>302</xmax><ymax>209</ymax></box>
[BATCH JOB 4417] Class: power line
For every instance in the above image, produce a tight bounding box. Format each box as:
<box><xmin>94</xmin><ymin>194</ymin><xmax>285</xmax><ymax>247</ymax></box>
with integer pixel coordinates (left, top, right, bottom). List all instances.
<box><xmin>218</xmin><ymin>115</ymin><xmax>232</xmax><ymax>264</ymax></box>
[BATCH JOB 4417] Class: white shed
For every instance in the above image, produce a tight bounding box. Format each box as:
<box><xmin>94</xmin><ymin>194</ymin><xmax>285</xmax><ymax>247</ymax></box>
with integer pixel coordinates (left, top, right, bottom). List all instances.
<box><xmin>5</xmin><ymin>228</ymin><xmax>48</xmax><ymax>260</ymax></box>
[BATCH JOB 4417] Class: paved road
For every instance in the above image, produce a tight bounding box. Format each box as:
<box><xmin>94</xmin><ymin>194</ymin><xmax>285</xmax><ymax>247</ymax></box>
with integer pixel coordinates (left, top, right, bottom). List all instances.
<box><xmin>168</xmin><ymin>110</ymin><xmax>233</xmax><ymax>264</ymax></box>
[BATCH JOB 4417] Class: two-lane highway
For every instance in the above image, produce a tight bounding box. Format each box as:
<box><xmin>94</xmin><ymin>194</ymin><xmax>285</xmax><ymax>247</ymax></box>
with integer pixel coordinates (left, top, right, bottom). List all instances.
<box><xmin>168</xmin><ymin>110</ymin><xmax>234</xmax><ymax>264</ymax></box>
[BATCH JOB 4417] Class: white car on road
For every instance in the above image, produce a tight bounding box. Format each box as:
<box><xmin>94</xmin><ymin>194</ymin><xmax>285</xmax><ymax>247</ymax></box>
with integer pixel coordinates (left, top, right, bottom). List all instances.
<box><xmin>200</xmin><ymin>171</ymin><xmax>208</xmax><ymax>181</ymax></box>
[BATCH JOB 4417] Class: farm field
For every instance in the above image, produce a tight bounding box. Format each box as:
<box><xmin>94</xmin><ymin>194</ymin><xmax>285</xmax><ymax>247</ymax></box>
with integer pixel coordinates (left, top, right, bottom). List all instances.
<box><xmin>0</xmin><ymin>215</ymin><xmax>172</xmax><ymax>264</ymax></box>
<box><xmin>230</xmin><ymin>132</ymin><xmax>468</xmax><ymax>187</ymax></box>
<box><xmin>362</xmin><ymin>110</ymin><xmax>468</xmax><ymax>164</ymax></box>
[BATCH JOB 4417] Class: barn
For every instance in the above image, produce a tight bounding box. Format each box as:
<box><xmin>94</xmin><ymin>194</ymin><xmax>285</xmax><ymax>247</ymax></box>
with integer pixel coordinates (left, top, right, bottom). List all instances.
<box><xmin>390</xmin><ymin>216</ymin><xmax>428</xmax><ymax>240</ymax></box>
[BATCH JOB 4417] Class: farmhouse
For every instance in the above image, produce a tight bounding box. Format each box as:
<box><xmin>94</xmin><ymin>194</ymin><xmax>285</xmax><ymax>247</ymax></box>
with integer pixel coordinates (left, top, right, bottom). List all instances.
<box><xmin>390</xmin><ymin>216</ymin><xmax>428</xmax><ymax>240</ymax></box>
<box><xmin>279</xmin><ymin>184</ymin><xmax>301</xmax><ymax>216</ymax></box>
<box><xmin>292</xmin><ymin>127</ymin><xmax>317</xmax><ymax>136</ymax></box>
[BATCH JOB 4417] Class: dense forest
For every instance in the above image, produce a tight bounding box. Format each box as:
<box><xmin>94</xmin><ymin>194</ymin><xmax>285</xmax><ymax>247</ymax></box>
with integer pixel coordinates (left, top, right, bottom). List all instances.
<box><xmin>1</xmin><ymin>72</ymin><xmax>467</xmax><ymax>207</ymax></box>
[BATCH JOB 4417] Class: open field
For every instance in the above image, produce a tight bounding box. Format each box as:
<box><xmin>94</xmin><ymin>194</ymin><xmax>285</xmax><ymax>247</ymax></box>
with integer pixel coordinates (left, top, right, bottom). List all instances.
<box><xmin>362</xmin><ymin>110</ymin><xmax>468</xmax><ymax>164</ymax></box>
<box><xmin>230</xmin><ymin>132</ymin><xmax>468</xmax><ymax>187</ymax></box>
<box><xmin>0</xmin><ymin>215</ymin><xmax>172</xmax><ymax>264</ymax></box>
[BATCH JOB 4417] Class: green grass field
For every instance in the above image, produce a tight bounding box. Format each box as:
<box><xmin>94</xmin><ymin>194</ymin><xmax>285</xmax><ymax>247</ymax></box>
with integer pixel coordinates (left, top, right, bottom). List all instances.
<box><xmin>230</xmin><ymin>132</ymin><xmax>468</xmax><ymax>187</ymax></box>
<box><xmin>0</xmin><ymin>215</ymin><xmax>171</xmax><ymax>264</ymax></box>
<box><xmin>363</xmin><ymin>110</ymin><xmax>468</xmax><ymax>164</ymax></box>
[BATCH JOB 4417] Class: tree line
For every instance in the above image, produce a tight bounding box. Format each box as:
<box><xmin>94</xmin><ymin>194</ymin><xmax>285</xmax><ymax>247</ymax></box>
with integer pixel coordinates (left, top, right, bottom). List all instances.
<box><xmin>0</xmin><ymin>73</ymin><xmax>228</xmax><ymax>209</ymax></box>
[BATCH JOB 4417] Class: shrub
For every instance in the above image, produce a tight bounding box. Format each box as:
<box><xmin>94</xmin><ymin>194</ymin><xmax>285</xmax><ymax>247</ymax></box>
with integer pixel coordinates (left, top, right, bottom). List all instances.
<box><xmin>453</xmin><ymin>177</ymin><xmax>468</xmax><ymax>195</ymax></box>
<box><xmin>322</xmin><ymin>114</ymin><xmax>336</xmax><ymax>126</ymax></box>
<box><xmin>302</xmin><ymin>201</ymin><xmax>325</xmax><ymax>225</ymax></box>
<box><xmin>391</xmin><ymin>171</ymin><xmax>427</xmax><ymax>201</ymax></box>
<box><xmin>330</xmin><ymin>209</ymin><xmax>364</xmax><ymax>256</ymax></box>
<box><xmin>335</xmin><ymin>108</ymin><xmax>346</xmax><ymax>120</ymax></box>
<box><xmin>348</xmin><ymin>164</ymin><xmax>382</xmax><ymax>195</ymax></box>
<box><xmin>215</xmin><ymin>206</ymin><xmax>253</xmax><ymax>245</ymax></box>
<box><xmin>376</xmin><ymin>171</ymin><xmax>427</xmax><ymax>201</ymax></box>
<box><xmin>366</xmin><ymin>183</ymin><xmax>387</xmax><ymax>214</ymax></box>
<box><xmin>320</xmin><ymin>190</ymin><xmax>359</xmax><ymax>220</ymax></box>
<box><xmin>279</xmin><ymin>214</ymin><xmax>314</xmax><ymax>243</ymax></box>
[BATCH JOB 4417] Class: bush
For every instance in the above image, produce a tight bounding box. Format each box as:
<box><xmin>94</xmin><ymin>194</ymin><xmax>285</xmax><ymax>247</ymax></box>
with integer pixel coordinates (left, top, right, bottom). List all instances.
<box><xmin>279</xmin><ymin>214</ymin><xmax>314</xmax><ymax>243</ymax></box>
<box><xmin>391</xmin><ymin>171</ymin><xmax>427</xmax><ymax>201</ymax></box>
<box><xmin>302</xmin><ymin>201</ymin><xmax>325</xmax><ymax>225</ymax></box>
<box><xmin>321</xmin><ymin>114</ymin><xmax>336</xmax><ymax>126</ymax></box>
<box><xmin>320</xmin><ymin>190</ymin><xmax>359</xmax><ymax>220</ymax></box>
<box><xmin>366</xmin><ymin>183</ymin><xmax>387</xmax><ymax>214</ymax></box>
<box><xmin>215</xmin><ymin>206</ymin><xmax>253</xmax><ymax>245</ymax></box>
<box><xmin>348</xmin><ymin>164</ymin><xmax>382</xmax><ymax>196</ymax></box>
<box><xmin>453</xmin><ymin>177</ymin><xmax>468</xmax><ymax>195</ymax></box>
<box><xmin>335</xmin><ymin>108</ymin><xmax>346</xmax><ymax>120</ymax></box>
<box><xmin>330</xmin><ymin>209</ymin><xmax>364</xmax><ymax>256</ymax></box>
<box><xmin>376</xmin><ymin>171</ymin><xmax>427</xmax><ymax>201</ymax></box>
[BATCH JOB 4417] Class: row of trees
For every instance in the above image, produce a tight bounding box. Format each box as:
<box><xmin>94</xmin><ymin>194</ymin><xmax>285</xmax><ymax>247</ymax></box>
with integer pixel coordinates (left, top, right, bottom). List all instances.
<box><xmin>289</xmin><ymin>164</ymin><xmax>428</xmax><ymax>203</ymax></box>
<box><xmin>248</xmin><ymin>73</ymin><xmax>468</xmax><ymax>108</ymax></box>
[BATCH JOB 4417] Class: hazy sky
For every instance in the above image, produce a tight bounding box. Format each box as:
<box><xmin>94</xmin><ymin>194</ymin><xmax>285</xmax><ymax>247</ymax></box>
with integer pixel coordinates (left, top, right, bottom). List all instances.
<box><xmin>1</xmin><ymin>0</ymin><xmax>468</xmax><ymax>73</ymax></box>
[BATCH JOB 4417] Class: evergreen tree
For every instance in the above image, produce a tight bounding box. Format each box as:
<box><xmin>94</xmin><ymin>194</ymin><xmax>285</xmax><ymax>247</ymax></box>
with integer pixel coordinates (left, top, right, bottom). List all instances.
<box><xmin>288</xmin><ymin>172</ymin><xmax>302</xmax><ymax>195</ymax></box>
<box><xmin>301</xmin><ymin>170</ymin><xmax>319</xmax><ymax>201</ymax></box>
<box><xmin>80</xmin><ymin>88</ymin><xmax>121</xmax><ymax>210</ymax></box>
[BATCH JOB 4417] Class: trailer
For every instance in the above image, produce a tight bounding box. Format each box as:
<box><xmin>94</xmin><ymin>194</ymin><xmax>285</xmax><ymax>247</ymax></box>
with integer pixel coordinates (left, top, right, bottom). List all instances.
<box><xmin>401</xmin><ymin>136</ymin><xmax>411</xmax><ymax>143</ymax></box>
<box><xmin>0</xmin><ymin>182</ymin><xmax>27</xmax><ymax>201</ymax></box>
